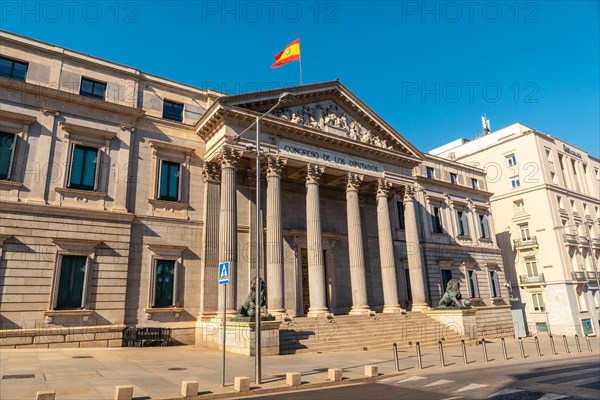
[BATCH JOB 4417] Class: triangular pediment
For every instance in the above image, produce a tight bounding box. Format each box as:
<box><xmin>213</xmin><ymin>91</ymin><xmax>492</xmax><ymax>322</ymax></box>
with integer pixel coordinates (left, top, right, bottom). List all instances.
<box><xmin>216</xmin><ymin>81</ymin><xmax>423</xmax><ymax>160</ymax></box>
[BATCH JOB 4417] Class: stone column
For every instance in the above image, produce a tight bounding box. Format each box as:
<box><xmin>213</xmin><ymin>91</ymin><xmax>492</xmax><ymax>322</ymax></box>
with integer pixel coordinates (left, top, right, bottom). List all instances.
<box><xmin>199</xmin><ymin>162</ymin><xmax>220</xmax><ymax>318</ymax></box>
<box><xmin>404</xmin><ymin>186</ymin><xmax>429</xmax><ymax>311</ymax></box>
<box><xmin>346</xmin><ymin>173</ymin><xmax>370</xmax><ymax>315</ymax></box>
<box><xmin>305</xmin><ymin>164</ymin><xmax>328</xmax><ymax>317</ymax></box>
<box><xmin>266</xmin><ymin>156</ymin><xmax>287</xmax><ymax>316</ymax></box>
<box><xmin>376</xmin><ymin>179</ymin><xmax>402</xmax><ymax>313</ymax></box>
<box><xmin>218</xmin><ymin>147</ymin><xmax>242</xmax><ymax>315</ymax></box>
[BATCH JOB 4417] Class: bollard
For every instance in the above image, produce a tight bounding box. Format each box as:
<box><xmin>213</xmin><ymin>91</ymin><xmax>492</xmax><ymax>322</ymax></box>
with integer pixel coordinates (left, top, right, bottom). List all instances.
<box><xmin>575</xmin><ymin>335</ymin><xmax>582</xmax><ymax>353</ymax></box>
<box><xmin>114</xmin><ymin>385</ymin><xmax>134</xmax><ymax>400</ymax></box>
<box><xmin>327</xmin><ymin>368</ymin><xmax>342</xmax><ymax>382</ymax></box>
<box><xmin>549</xmin><ymin>335</ymin><xmax>557</xmax><ymax>355</ymax></box>
<box><xmin>234</xmin><ymin>377</ymin><xmax>250</xmax><ymax>392</ymax></box>
<box><xmin>36</xmin><ymin>391</ymin><xmax>55</xmax><ymax>400</ymax></box>
<box><xmin>585</xmin><ymin>335</ymin><xmax>592</xmax><ymax>352</ymax></box>
<box><xmin>416</xmin><ymin>342</ymin><xmax>423</xmax><ymax>370</ymax></box>
<box><xmin>286</xmin><ymin>372</ymin><xmax>301</xmax><ymax>387</ymax></box>
<box><xmin>501</xmin><ymin>338</ymin><xmax>508</xmax><ymax>360</ymax></box>
<box><xmin>393</xmin><ymin>343</ymin><xmax>400</xmax><ymax>372</ymax></box>
<box><xmin>481</xmin><ymin>339</ymin><xmax>489</xmax><ymax>362</ymax></box>
<box><xmin>365</xmin><ymin>365</ymin><xmax>378</xmax><ymax>377</ymax></box>
<box><xmin>534</xmin><ymin>336</ymin><xmax>542</xmax><ymax>357</ymax></box>
<box><xmin>438</xmin><ymin>340</ymin><xmax>445</xmax><ymax>367</ymax></box>
<box><xmin>461</xmin><ymin>339</ymin><xmax>468</xmax><ymax>365</ymax></box>
<box><xmin>181</xmin><ymin>381</ymin><xmax>199</xmax><ymax>398</ymax></box>
<box><xmin>518</xmin><ymin>337</ymin><xmax>526</xmax><ymax>358</ymax></box>
<box><xmin>563</xmin><ymin>335</ymin><xmax>570</xmax><ymax>354</ymax></box>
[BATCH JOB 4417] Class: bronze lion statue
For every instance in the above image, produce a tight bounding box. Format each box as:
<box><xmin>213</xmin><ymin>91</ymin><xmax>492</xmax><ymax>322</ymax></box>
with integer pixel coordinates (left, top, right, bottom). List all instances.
<box><xmin>237</xmin><ymin>277</ymin><xmax>269</xmax><ymax>318</ymax></box>
<box><xmin>438</xmin><ymin>278</ymin><xmax>471</xmax><ymax>308</ymax></box>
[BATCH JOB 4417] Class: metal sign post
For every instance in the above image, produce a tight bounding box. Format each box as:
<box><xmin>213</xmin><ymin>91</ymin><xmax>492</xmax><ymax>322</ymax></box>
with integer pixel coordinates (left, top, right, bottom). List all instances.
<box><xmin>218</xmin><ymin>262</ymin><xmax>230</xmax><ymax>387</ymax></box>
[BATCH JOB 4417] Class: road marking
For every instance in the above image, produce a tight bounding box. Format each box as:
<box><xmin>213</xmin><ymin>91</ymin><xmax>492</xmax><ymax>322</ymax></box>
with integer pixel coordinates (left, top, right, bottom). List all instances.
<box><xmin>537</xmin><ymin>395</ymin><xmax>569</xmax><ymax>400</ymax></box>
<box><xmin>441</xmin><ymin>397</ymin><xmax>463</xmax><ymax>400</ymax></box>
<box><xmin>396</xmin><ymin>376</ymin><xmax>427</xmax><ymax>383</ymax></box>
<box><xmin>424</xmin><ymin>379</ymin><xmax>455</xmax><ymax>387</ymax></box>
<box><xmin>454</xmin><ymin>383</ymin><xmax>489</xmax><ymax>392</ymax></box>
<box><xmin>488</xmin><ymin>388</ymin><xmax>524</xmax><ymax>398</ymax></box>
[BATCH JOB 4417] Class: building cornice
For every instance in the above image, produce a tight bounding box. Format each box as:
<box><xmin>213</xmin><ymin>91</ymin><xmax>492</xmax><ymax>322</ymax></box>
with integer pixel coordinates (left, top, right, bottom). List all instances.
<box><xmin>0</xmin><ymin>200</ymin><xmax>135</xmax><ymax>222</ymax></box>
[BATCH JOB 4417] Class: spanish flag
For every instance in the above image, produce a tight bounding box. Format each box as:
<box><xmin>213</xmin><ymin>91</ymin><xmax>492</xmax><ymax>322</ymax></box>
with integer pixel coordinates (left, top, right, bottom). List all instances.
<box><xmin>271</xmin><ymin>38</ymin><xmax>301</xmax><ymax>69</ymax></box>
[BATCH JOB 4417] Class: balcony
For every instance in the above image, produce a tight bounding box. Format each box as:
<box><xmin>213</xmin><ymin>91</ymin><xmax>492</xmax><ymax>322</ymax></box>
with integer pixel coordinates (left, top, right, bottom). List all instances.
<box><xmin>586</xmin><ymin>271</ymin><xmax>599</xmax><ymax>281</ymax></box>
<box><xmin>519</xmin><ymin>274</ymin><xmax>545</xmax><ymax>285</ymax></box>
<box><xmin>513</xmin><ymin>236</ymin><xmax>538</xmax><ymax>250</ymax></box>
<box><xmin>592</xmin><ymin>238</ymin><xmax>600</xmax><ymax>249</ymax></box>
<box><xmin>563</xmin><ymin>233</ymin><xmax>579</xmax><ymax>246</ymax></box>
<box><xmin>572</xmin><ymin>271</ymin><xmax>587</xmax><ymax>281</ymax></box>
<box><xmin>578</xmin><ymin>236</ymin><xmax>590</xmax><ymax>247</ymax></box>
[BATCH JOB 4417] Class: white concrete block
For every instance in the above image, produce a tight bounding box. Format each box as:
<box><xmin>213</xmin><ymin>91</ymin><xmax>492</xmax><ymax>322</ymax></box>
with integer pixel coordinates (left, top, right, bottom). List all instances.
<box><xmin>286</xmin><ymin>372</ymin><xmax>301</xmax><ymax>386</ymax></box>
<box><xmin>365</xmin><ymin>365</ymin><xmax>378</xmax><ymax>377</ymax></box>
<box><xmin>181</xmin><ymin>380</ymin><xmax>199</xmax><ymax>397</ymax></box>
<box><xmin>36</xmin><ymin>391</ymin><xmax>55</xmax><ymax>400</ymax></box>
<box><xmin>114</xmin><ymin>385</ymin><xmax>133</xmax><ymax>400</ymax></box>
<box><xmin>328</xmin><ymin>368</ymin><xmax>342</xmax><ymax>382</ymax></box>
<box><xmin>234</xmin><ymin>376</ymin><xmax>250</xmax><ymax>392</ymax></box>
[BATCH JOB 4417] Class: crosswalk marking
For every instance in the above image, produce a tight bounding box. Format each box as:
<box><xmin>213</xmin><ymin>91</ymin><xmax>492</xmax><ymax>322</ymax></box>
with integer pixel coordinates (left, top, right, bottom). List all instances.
<box><xmin>454</xmin><ymin>383</ymin><xmax>489</xmax><ymax>392</ymax></box>
<box><xmin>396</xmin><ymin>376</ymin><xmax>427</xmax><ymax>384</ymax></box>
<box><xmin>537</xmin><ymin>394</ymin><xmax>569</xmax><ymax>400</ymax></box>
<box><xmin>488</xmin><ymin>388</ymin><xmax>524</xmax><ymax>397</ymax></box>
<box><xmin>424</xmin><ymin>379</ymin><xmax>455</xmax><ymax>387</ymax></box>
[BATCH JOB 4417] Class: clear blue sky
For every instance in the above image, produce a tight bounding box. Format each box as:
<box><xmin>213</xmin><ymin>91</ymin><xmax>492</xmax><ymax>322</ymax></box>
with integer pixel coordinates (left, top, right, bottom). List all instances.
<box><xmin>2</xmin><ymin>1</ymin><xmax>599</xmax><ymax>156</ymax></box>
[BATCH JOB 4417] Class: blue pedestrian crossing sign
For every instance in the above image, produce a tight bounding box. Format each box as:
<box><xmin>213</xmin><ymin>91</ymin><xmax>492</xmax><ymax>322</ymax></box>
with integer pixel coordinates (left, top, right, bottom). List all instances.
<box><xmin>218</xmin><ymin>262</ymin><xmax>230</xmax><ymax>285</ymax></box>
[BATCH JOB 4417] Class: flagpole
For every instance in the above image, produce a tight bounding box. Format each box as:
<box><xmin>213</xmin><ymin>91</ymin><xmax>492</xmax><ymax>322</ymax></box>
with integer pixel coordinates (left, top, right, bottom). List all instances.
<box><xmin>299</xmin><ymin>42</ymin><xmax>303</xmax><ymax>86</ymax></box>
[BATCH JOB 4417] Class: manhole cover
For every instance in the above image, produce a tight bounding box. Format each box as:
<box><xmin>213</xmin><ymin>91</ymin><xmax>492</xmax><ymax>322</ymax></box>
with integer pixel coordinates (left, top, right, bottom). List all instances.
<box><xmin>2</xmin><ymin>374</ymin><xmax>35</xmax><ymax>379</ymax></box>
<box><xmin>72</xmin><ymin>356</ymin><xmax>93</xmax><ymax>359</ymax></box>
<box><xmin>168</xmin><ymin>367</ymin><xmax>187</xmax><ymax>371</ymax></box>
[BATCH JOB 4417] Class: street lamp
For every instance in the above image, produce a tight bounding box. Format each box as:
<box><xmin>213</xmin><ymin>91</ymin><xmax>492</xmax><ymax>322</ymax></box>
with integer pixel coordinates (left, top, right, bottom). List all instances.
<box><xmin>231</xmin><ymin>91</ymin><xmax>295</xmax><ymax>385</ymax></box>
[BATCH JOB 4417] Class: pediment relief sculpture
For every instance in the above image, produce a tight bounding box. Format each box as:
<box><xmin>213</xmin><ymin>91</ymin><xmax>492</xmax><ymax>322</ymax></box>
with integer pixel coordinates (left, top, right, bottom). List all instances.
<box><xmin>272</xmin><ymin>100</ymin><xmax>392</xmax><ymax>150</ymax></box>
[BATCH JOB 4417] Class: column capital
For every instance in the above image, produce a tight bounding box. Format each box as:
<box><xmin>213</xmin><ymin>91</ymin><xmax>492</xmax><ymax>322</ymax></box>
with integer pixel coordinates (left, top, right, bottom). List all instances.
<box><xmin>202</xmin><ymin>162</ymin><xmax>220</xmax><ymax>183</ymax></box>
<box><xmin>346</xmin><ymin>173</ymin><xmax>364</xmax><ymax>192</ymax></box>
<box><xmin>218</xmin><ymin>146</ymin><xmax>242</xmax><ymax>169</ymax></box>
<box><xmin>376</xmin><ymin>178</ymin><xmax>392</xmax><ymax>197</ymax></box>
<box><xmin>305</xmin><ymin>164</ymin><xmax>324</xmax><ymax>185</ymax></box>
<box><xmin>403</xmin><ymin>185</ymin><xmax>418</xmax><ymax>202</ymax></box>
<box><xmin>266</xmin><ymin>156</ymin><xmax>287</xmax><ymax>178</ymax></box>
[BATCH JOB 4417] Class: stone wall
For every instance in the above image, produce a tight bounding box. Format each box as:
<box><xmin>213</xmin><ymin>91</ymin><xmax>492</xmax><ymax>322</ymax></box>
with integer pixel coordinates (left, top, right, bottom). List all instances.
<box><xmin>473</xmin><ymin>305</ymin><xmax>515</xmax><ymax>339</ymax></box>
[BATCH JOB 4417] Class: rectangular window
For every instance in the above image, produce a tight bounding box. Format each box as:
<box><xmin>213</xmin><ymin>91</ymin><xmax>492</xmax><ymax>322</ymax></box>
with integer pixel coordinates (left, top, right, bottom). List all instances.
<box><xmin>432</xmin><ymin>206</ymin><xmax>443</xmax><ymax>233</ymax></box>
<box><xmin>163</xmin><ymin>100</ymin><xmax>184</xmax><ymax>122</ymax></box>
<box><xmin>158</xmin><ymin>160</ymin><xmax>181</xmax><ymax>201</ymax></box>
<box><xmin>545</xmin><ymin>149</ymin><xmax>552</xmax><ymax>162</ymax></box>
<box><xmin>514</xmin><ymin>200</ymin><xmax>524</xmax><ymax>213</ymax></box>
<box><xmin>557</xmin><ymin>196</ymin><xmax>563</xmax><ymax>209</ymax></box>
<box><xmin>0</xmin><ymin>56</ymin><xmax>28</xmax><ymax>81</ymax></box>
<box><xmin>467</xmin><ymin>270</ymin><xmax>479</xmax><ymax>298</ymax></box>
<box><xmin>506</xmin><ymin>153</ymin><xmax>517</xmax><ymax>167</ymax></box>
<box><xmin>471</xmin><ymin>178</ymin><xmax>479</xmax><ymax>190</ymax></box>
<box><xmin>426</xmin><ymin>167</ymin><xmax>435</xmax><ymax>179</ymax></box>
<box><xmin>0</xmin><ymin>132</ymin><xmax>16</xmax><ymax>180</ymax></box>
<box><xmin>68</xmin><ymin>145</ymin><xmax>99</xmax><ymax>191</ymax></box>
<box><xmin>479</xmin><ymin>214</ymin><xmax>489</xmax><ymax>238</ymax></box>
<box><xmin>456</xmin><ymin>211</ymin><xmax>466</xmax><ymax>236</ymax></box>
<box><xmin>56</xmin><ymin>255</ymin><xmax>88</xmax><ymax>310</ymax></box>
<box><xmin>532</xmin><ymin>293</ymin><xmax>544</xmax><ymax>312</ymax></box>
<box><xmin>396</xmin><ymin>201</ymin><xmax>405</xmax><ymax>229</ymax></box>
<box><xmin>489</xmin><ymin>271</ymin><xmax>500</xmax><ymax>297</ymax></box>
<box><xmin>581</xmin><ymin>319</ymin><xmax>594</xmax><ymax>335</ymax></box>
<box><xmin>519</xmin><ymin>224</ymin><xmax>531</xmax><ymax>240</ymax></box>
<box><xmin>441</xmin><ymin>269</ymin><xmax>453</xmax><ymax>292</ymax></box>
<box><xmin>525</xmin><ymin>258</ymin><xmax>539</xmax><ymax>277</ymax></box>
<box><xmin>536</xmin><ymin>323</ymin><xmax>548</xmax><ymax>333</ymax></box>
<box><xmin>450</xmin><ymin>173</ymin><xmax>457</xmax><ymax>185</ymax></box>
<box><xmin>153</xmin><ymin>259</ymin><xmax>176</xmax><ymax>308</ymax></box>
<box><xmin>511</xmin><ymin>176</ymin><xmax>521</xmax><ymax>189</ymax></box>
<box><xmin>79</xmin><ymin>77</ymin><xmax>107</xmax><ymax>100</ymax></box>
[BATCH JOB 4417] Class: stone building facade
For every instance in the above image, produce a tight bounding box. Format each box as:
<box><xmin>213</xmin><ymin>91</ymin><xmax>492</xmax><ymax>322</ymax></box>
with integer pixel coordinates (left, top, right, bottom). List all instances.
<box><xmin>0</xmin><ymin>31</ymin><xmax>512</xmax><ymax>348</ymax></box>
<box><xmin>431</xmin><ymin>123</ymin><xmax>600</xmax><ymax>336</ymax></box>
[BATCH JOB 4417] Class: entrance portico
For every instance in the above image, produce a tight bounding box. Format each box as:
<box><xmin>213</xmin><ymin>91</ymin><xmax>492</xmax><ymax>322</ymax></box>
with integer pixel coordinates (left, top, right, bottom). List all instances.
<box><xmin>196</xmin><ymin>81</ymin><xmax>427</xmax><ymax>319</ymax></box>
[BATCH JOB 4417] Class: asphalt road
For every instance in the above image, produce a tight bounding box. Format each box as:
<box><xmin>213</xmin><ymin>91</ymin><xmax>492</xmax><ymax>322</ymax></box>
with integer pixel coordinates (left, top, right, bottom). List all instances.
<box><xmin>248</xmin><ymin>354</ymin><xmax>600</xmax><ymax>399</ymax></box>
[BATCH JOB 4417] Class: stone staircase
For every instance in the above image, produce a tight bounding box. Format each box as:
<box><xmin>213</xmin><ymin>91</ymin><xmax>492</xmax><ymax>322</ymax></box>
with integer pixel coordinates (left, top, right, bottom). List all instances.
<box><xmin>279</xmin><ymin>311</ymin><xmax>467</xmax><ymax>355</ymax></box>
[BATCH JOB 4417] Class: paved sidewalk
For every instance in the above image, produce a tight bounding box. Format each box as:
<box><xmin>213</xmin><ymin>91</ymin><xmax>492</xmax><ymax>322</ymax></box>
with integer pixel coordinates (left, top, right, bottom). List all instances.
<box><xmin>1</xmin><ymin>335</ymin><xmax>598</xmax><ymax>399</ymax></box>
